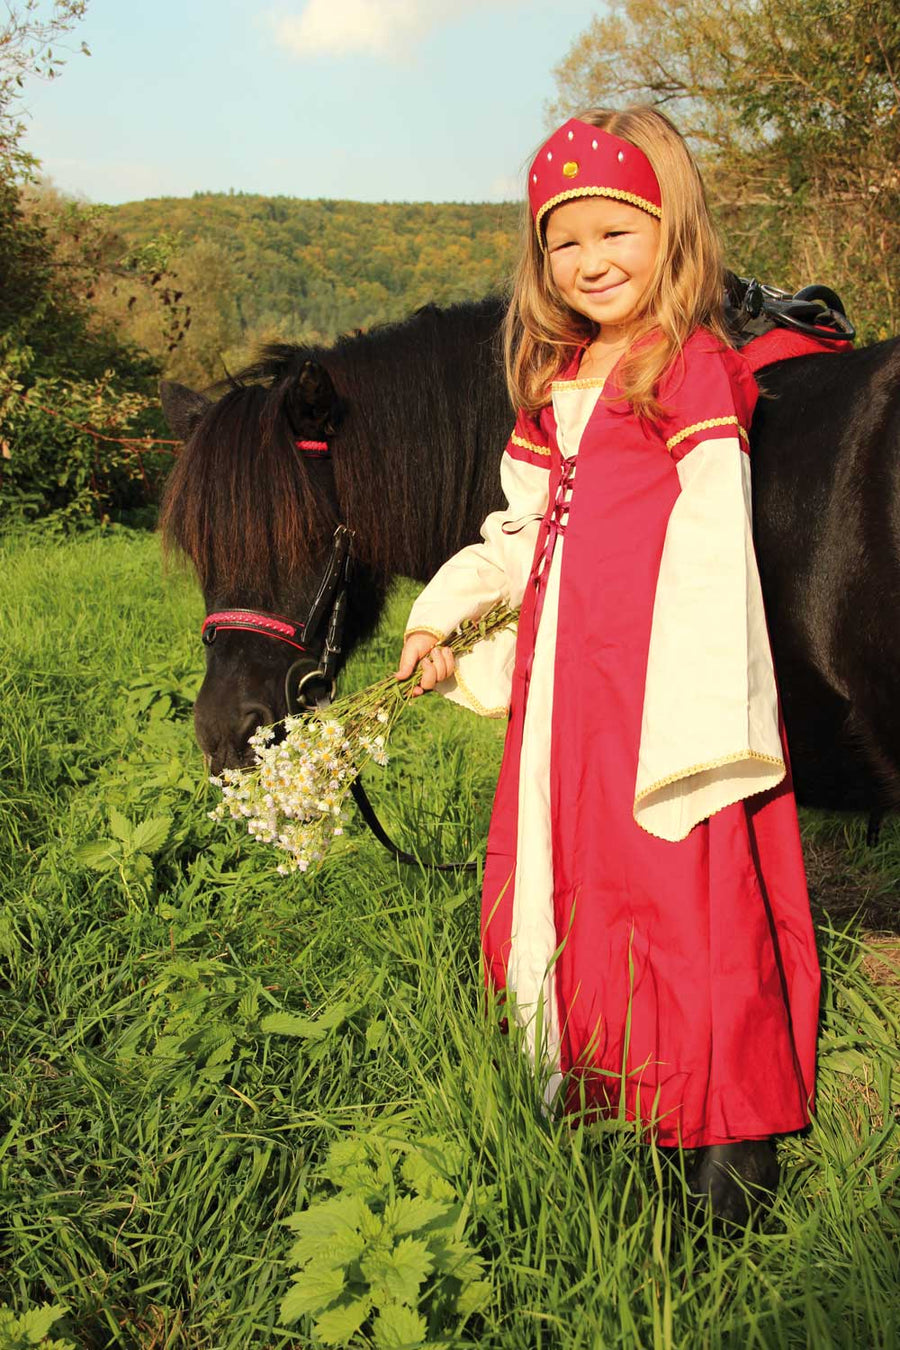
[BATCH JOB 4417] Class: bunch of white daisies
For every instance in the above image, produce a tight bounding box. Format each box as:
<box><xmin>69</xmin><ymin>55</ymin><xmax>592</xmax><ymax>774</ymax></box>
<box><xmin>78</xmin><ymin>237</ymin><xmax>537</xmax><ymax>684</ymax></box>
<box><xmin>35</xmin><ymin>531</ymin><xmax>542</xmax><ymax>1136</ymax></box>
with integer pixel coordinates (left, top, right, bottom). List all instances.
<box><xmin>209</xmin><ymin>600</ymin><xmax>518</xmax><ymax>873</ymax></box>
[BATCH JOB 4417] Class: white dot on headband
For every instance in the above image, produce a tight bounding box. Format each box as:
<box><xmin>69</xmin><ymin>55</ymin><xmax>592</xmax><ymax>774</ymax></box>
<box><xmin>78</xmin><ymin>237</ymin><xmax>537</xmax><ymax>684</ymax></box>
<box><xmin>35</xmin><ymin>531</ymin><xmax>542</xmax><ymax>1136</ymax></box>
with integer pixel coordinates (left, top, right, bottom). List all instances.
<box><xmin>532</xmin><ymin>173</ymin><xmax>537</xmax><ymax>183</ymax></box>
<box><xmin>567</xmin><ymin>130</ymin><xmax>574</xmax><ymax>140</ymax></box>
<box><xmin>547</xmin><ymin>151</ymin><xmax>553</xmax><ymax>161</ymax></box>
<box><xmin>592</xmin><ymin>139</ymin><xmax>598</xmax><ymax>150</ymax></box>
<box><xmin>618</xmin><ymin>150</ymin><xmax>625</xmax><ymax>162</ymax></box>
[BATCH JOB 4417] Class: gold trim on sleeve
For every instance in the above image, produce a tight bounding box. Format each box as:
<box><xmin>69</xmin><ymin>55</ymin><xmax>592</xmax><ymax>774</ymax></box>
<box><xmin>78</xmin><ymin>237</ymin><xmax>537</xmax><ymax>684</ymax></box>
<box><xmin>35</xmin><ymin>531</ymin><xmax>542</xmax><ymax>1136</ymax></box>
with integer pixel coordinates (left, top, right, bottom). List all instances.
<box><xmin>403</xmin><ymin>626</ymin><xmax>446</xmax><ymax>644</ymax></box>
<box><xmin>453</xmin><ymin>665</ymin><xmax>508</xmax><ymax>719</ymax></box>
<box><xmin>536</xmin><ymin>187</ymin><xmax>662</xmax><ymax>239</ymax></box>
<box><xmin>510</xmin><ymin>432</ymin><xmax>551</xmax><ymax>457</ymax></box>
<box><xmin>665</xmin><ymin>417</ymin><xmax>749</xmax><ymax>452</ymax></box>
<box><xmin>633</xmin><ymin>749</ymin><xmax>785</xmax><ymax>805</ymax></box>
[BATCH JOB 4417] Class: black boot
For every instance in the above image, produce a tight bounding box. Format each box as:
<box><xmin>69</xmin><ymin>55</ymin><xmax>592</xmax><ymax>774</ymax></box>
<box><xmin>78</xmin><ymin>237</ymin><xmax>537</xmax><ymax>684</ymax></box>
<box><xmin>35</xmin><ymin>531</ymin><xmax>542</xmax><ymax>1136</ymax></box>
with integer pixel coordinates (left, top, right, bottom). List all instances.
<box><xmin>687</xmin><ymin>1139</ymin><xmax>779</xmax><ymax>1229</ymax></box>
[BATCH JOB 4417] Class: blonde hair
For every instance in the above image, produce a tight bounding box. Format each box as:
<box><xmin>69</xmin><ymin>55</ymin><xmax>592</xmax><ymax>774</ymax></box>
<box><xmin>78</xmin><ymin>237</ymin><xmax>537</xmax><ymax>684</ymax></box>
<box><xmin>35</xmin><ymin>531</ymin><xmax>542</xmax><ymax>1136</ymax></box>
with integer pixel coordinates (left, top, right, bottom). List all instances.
<box><xmin>503</xmin><ymin>106</ymin><xmax>731</xmax><ymax>420</ymax></box>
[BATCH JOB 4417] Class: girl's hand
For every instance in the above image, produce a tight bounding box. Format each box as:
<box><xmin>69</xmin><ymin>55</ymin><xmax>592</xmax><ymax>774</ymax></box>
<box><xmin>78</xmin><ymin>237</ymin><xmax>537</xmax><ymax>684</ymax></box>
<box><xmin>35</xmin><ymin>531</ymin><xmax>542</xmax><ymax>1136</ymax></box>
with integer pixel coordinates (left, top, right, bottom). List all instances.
<box><xmin>395</xmin><ymin>631</ymin><xmax>456</xmax><ymax>697</ymax></box>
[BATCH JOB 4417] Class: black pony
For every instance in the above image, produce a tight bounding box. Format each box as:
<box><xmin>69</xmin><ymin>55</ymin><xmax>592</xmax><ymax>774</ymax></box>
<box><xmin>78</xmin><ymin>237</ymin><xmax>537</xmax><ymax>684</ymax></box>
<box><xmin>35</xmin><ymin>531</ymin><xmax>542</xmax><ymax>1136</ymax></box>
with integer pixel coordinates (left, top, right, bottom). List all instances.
<box><xmin>160</xmin><ymin>298</ymin><xmax>900</xmax><ymax>818</ymax></box>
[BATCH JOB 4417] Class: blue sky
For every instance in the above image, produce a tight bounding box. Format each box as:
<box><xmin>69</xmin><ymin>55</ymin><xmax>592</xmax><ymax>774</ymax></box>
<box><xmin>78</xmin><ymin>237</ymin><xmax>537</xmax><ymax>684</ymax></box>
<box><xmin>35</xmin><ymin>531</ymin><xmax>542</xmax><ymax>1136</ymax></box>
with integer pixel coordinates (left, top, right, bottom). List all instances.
<box><xmin>22</xmin><ymin>0</ymin><xmax>600</xmax><ymax>205</ymax></box>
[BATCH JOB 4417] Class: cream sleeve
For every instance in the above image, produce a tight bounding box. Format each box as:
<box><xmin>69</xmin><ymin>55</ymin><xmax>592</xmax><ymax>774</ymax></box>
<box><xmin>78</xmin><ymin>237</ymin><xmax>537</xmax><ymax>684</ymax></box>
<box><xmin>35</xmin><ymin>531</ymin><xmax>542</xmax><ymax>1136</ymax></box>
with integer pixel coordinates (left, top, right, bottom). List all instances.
<box><xmin>633</xmin><ymin>437</ymin><xmax>785</xmax><ymax>841</ymax></box>
<box><xmin>405</xmin><ymin>448</ymin><xmax>550</xmax><ymax>717</ymax></box>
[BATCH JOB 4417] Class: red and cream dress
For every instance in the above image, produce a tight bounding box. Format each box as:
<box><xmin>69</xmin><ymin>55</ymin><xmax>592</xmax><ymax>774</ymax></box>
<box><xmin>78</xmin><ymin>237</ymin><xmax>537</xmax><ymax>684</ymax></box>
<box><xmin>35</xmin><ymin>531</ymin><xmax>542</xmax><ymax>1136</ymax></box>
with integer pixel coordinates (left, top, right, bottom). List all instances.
<box><xmin>406</xmin><ymin>330</ymin><xmax>820</xmax><ymax>1147</ymax></box>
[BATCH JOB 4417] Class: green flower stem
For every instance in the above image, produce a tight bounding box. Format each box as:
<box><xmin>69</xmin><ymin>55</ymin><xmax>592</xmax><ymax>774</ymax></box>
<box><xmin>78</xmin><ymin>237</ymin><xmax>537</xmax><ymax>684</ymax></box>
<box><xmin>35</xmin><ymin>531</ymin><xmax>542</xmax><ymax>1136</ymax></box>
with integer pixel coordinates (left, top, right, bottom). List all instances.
<box><xmin>325</xmin><ymin>599</ymin><xmax>519</xmax><ymax>724</ymax></box>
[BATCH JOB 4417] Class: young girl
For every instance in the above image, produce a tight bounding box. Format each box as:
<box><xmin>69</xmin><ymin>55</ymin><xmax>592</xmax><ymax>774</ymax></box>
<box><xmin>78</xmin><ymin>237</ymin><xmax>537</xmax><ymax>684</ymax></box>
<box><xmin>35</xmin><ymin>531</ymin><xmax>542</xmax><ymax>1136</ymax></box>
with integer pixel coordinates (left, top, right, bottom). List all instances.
<box><xmin>396</xmin><ymin>107</ymin><xmax>820</xmax><ymax>1224</ymax></box>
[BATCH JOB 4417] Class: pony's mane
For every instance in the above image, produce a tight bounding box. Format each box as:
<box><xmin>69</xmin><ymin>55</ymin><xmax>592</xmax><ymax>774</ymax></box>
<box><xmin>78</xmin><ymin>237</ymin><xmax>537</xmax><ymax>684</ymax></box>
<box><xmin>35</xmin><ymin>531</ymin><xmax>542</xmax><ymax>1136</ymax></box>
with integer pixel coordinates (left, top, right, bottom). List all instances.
<box><xmin>160</xmin><ymin>297</ymin><xmax>509</xmax><ymax>603</ymax></box>
<box><xmin>159</xmin><ymin>353</ymin><xmax>334</xmax><ymax>605</ymax></box>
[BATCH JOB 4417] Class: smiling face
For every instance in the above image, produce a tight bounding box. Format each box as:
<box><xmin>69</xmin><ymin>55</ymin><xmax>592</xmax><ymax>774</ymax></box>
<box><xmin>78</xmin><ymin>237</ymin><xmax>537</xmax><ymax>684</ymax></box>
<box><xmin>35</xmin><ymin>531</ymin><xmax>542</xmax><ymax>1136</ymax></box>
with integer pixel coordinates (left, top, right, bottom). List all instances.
<box><xmin>544</xmin><ymin>195</ymin><xmax>661</xmax><ymax>345</ymax></box>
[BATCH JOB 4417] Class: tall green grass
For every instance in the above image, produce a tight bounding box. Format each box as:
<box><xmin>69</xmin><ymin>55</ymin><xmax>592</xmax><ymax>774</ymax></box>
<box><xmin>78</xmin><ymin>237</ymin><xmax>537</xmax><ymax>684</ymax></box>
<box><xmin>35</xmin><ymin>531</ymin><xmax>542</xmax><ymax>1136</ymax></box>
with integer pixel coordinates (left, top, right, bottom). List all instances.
<box><xmin>1</xmin><ymin>531</ymin><xmax>898</xmax><ymax>1349</ymax></box>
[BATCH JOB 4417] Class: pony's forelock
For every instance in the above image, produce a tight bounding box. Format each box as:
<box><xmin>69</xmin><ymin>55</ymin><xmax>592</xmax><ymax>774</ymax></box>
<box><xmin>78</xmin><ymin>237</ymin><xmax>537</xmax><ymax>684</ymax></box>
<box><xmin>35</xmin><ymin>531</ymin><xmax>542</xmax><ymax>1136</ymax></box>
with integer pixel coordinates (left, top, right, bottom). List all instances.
<box><xmin>159</xmin><ymin>351</ymin><xmax>334</xmax><ymax>605</ymax></box>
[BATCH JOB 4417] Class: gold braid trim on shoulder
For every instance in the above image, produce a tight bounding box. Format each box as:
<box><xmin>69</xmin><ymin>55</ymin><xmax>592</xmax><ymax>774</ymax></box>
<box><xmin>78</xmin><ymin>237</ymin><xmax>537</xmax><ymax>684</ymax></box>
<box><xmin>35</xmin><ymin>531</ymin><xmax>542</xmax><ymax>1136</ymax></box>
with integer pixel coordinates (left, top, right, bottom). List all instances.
<box><xmin>536</xmin><ymin>187</ymin><xmax>662</xmax><ymax>240</ymax></box>
<box><xmin>665</xmin><ymin>417</ymin><xmax>749</xmax><ymax>453</ymax></box>
<box><xmin>633</xmin><ymin>750</ymin><xmax>785</xmax><ymax>805</ymax></box>
<box><xmin>552</xmin><ymin>376</ymin><xmax>607</xmax><ymax>391</ymax></box>
<box><xmin>510</xmin><ymin>432</ymin><xmax>551</xmax><ymax>458</ymax></box>
<box><xmin>453</xmin><ymin>664</ymin><xmax>508</xmax><ymax>719</ymax></box>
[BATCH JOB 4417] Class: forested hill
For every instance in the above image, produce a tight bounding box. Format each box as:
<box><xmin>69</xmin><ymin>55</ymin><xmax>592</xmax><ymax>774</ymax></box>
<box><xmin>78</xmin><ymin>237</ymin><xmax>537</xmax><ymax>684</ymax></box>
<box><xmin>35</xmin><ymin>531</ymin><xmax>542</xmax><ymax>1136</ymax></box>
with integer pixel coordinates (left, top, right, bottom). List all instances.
<box><xmin>106</xmin><ymin>194</ymin><xmax>520</xmax><ymax>384</ymax></box>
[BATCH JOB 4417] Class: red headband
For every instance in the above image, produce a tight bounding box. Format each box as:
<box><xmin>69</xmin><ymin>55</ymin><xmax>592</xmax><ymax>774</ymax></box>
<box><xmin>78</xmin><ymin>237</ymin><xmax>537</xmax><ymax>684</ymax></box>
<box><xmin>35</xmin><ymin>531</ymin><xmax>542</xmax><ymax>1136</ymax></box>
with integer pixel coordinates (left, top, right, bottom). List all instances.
<box><xmin>529</xmin><ymin>119</ymin><xmax>662</xmax><ymax>242</ymax></box>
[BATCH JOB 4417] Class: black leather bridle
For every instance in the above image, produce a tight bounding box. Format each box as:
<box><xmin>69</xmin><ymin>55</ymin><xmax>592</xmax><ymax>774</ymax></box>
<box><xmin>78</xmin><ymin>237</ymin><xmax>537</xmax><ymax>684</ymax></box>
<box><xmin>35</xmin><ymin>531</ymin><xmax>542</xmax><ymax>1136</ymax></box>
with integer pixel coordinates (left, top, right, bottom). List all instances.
<box><xmin>202</xmin><ymin>521</ymin><xmax>354</xmax><ymax>713</ymax></box>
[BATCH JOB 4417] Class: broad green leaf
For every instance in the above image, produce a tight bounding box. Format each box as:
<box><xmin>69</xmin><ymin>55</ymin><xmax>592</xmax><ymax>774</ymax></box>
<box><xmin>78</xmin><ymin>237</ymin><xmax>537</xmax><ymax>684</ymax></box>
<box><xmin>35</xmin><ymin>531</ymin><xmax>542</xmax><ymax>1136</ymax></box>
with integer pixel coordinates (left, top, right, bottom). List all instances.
<box><xmin>285</xmin><ymin>1193</ymin><xmax>366</xmax><ymax>1242</ymax></box>
<box><xmin>400</xmin><ymin>1152</ymin><xmax>456</xmax><ymax>1202</ymax></box>
<box><xmin>325</xmin><ymin>1137</ymin><xmax>374</xmax><ymax>1170</ymax></box>
<box><xmin>260</xmin><ymin>1012</ymin><xmax>325</xmax><ymax>1039</ymax></box>
<box><xmin>383</xmin><ymin>1193</ymin><xmax>454</xmax><ymax>1238</ymax></box>
<box><xmin>317</xmin><ymin>999</ymin><xmax>354</xmax><ymax>1031</ymax></box>
<box><xmin>371</xmin><ymin>1302</ymin><xmax>427</xmax><ymax>1350</ymax></box>
<box><xmin>322</xmin><ymin>1137</ymin><xmax>393</xmax><ymax>1196</ymax></box>
<box><xmin>365</xmin><ymin>1018</ymin><xmax>387</xmax><ymax>1051</ymax></box>
<box><xmin>151</xmin><ymin>1034</ymin><xmax>187</xmax><ymax>1060</ymax></box>
<box><xmin>73</xmin><ymin>840</ymin><xmax>119</xmax><ymax>870</ymax></box>
<box><xmin>280</xmin><ymin>1260</ymin><xmax>346</xmax><ymax>1322</ymax></box>
<box><xmin>261</xmin><ymin>1000</ymin><xmax>354</xmax><ymax>1041</ymax></box>
<box><xmin>131</xmin><ymin>814</ymin><xmax>171</xmax><ymax>854</ymax></box>
<box><xmin>129</xmin><ymin>852</ymin><xmax>154</xmax><ymax>882</ymax></box>
<box><xmin>456</xmin><ymin>1279</ymin><xmax>492</xmax><ymax>1316</ymax></box>
<box><xmin>361</xmin><ymin>1236</ymin><xmax>433</xmax><ymax>1306</ymax></box>
<box><xmin>358</xmin><ymin>1206</ymin><xmax>389</xmax><ymax>1244</ymax></box>
<box><xmin>18</xmin><ymin>1302</ymin><xmax>71</xmax><ymax>1342</ymax></box>
<box><xmin>429</xmin><ymin>1239</ymin><xmax>484</xmax><ymax>1283</ymax></box>
<box><xmin>417</xmin><ymin>1135</ymin><xmax>465</xmax><ymax>1176</ymax></box>
<box><xmin>288</xmin><ymin>1227</ymin><xmax>367</xmax><ymax>1270</ymax></box>
<box><xmin>200</xmin><ymin>1062</ymin><xmax>231</xmax><ymax>1083</ymax></box>
<box><xmin>204</xmin><ymin>1036</ymin><xmax>236</xmax><ymax>1067</ymax></box>
<box><xmin>313</xmin><ymin>1295</ymin><xmax>372</xmax><ymax>1346</ymax></box>
<box><xmin>108</xmin><ymin>805</ymin><xmax>134</xmax><ymax>843</ymax></box>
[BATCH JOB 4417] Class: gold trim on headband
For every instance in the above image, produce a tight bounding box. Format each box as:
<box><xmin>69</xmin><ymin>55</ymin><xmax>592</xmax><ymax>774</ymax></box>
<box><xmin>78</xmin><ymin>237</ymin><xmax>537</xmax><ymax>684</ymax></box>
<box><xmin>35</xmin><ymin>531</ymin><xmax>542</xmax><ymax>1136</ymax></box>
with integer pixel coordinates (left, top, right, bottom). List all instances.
<box><xmin>665</xmin><ymin>417</ymin><xmax>749</xmax><ymax>452</ymax></box>
<box><xmin>510</xmin><ymin>432</ymin><xmax>552</xmax><ymax>457</ymax></box>
<box><xmin>536</xmin><ymin>186</ymin><xmax>662</xmax><ymax>240</ymax></box>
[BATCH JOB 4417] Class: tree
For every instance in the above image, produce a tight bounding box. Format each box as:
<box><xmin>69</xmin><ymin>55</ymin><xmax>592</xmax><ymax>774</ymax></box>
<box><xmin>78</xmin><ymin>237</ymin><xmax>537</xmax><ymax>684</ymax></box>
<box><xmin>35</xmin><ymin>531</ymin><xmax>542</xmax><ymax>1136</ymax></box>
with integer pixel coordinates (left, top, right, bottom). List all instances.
<box><xmin>551</xmin><ymin>0</ymin><xmax>900</xmax><ymax>338</ymax></box>
<box><xmin>0</xmin><ymin>1</ymin><xmax>90</xmax><ymax>180</ymax></box>
<box><xmin>0</xmin><ymin>4</ymin><xmax>179</xmax><ymax>528</ymax></box>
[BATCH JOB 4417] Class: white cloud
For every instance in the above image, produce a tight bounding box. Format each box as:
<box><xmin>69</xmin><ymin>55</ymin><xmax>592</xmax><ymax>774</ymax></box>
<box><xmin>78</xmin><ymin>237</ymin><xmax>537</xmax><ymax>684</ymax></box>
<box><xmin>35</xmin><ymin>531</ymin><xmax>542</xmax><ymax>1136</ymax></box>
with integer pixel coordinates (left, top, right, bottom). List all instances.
<box><xmin>272</xmin><ymin>0</ymin><xmax>512</xmax><ymax>60</ymax></box>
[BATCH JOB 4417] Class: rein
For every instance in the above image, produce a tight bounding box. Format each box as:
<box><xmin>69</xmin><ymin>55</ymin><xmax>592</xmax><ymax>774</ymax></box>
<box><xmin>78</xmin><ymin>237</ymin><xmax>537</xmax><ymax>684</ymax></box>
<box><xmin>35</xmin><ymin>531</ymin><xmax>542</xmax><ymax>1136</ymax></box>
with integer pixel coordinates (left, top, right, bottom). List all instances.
<box><xmin>202</xmin><ymin>438</ymin><xmax>477</xmax><ymax>874</ymax></box>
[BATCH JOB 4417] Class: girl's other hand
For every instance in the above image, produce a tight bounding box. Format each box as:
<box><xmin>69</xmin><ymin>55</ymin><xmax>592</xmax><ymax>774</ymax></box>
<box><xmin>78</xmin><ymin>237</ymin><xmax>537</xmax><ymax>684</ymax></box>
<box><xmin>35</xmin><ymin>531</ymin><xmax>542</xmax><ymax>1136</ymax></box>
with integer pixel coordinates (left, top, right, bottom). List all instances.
<box><xmin>395</xmin><ymin>631</ymin><xmax>456</xmax><ymax>697</ymax></box>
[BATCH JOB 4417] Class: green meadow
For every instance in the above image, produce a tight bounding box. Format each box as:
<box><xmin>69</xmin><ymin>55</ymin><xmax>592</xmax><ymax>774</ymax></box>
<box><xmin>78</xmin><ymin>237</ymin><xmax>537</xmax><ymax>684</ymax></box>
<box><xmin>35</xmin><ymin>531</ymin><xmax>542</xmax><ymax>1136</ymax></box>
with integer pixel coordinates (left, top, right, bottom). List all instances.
<box><xmin>1</xmin><ymin>530</ymin><xmax>898</xmax><ymax>1350</ymax></box>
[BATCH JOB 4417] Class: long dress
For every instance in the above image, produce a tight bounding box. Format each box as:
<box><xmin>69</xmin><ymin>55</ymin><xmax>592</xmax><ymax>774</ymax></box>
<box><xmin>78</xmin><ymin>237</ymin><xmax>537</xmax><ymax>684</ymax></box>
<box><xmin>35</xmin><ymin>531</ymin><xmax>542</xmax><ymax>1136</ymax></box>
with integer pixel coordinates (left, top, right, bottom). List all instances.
<box><xmin>406</xmin><ymin>330</ymin><xmax>820</xmax><ymax>1147</ymax></box>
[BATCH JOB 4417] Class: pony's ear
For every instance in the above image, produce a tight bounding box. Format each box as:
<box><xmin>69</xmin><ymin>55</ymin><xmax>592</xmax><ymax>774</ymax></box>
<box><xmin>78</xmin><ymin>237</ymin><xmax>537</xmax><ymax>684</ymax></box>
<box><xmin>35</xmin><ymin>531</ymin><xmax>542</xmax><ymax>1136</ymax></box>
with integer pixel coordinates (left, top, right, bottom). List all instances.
<box><xmin>290</xmin><ymin>360</ymin><xmax>343</xmax><ymax>436</ymax></box>
<box><xmin>160</xmin><ymin>380</ymin><xmax>212</xmax><ymax>441</ymax></box>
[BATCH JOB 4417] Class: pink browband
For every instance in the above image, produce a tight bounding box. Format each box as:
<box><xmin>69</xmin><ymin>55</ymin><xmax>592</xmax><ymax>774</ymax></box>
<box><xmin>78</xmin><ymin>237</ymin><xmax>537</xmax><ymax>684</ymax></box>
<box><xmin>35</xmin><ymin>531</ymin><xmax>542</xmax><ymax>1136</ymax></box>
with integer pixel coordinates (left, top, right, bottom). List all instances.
<box><xmin>201</xmin><ymin>610</ymin><xmax>307</xmax><ymax>651</ymax></box>
<box><xmin>296</xmin><ymin>439</ymin><xmax>329</xmax><ymax>455</ymax></box>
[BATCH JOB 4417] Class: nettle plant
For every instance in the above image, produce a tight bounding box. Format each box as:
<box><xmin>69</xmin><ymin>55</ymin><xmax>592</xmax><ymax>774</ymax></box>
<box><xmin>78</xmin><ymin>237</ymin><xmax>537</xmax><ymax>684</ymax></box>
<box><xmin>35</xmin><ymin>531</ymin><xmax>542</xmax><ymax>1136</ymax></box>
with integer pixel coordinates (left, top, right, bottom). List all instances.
<box><xmin>0</xmin><ymin>1302</ymin><xmax>73</xmax><ymax>1350</ymax></box>
<box><xmin>281</xmin><ymin>1133</ymin><xmax>494</xmax><ymax>1347</ymax></box>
